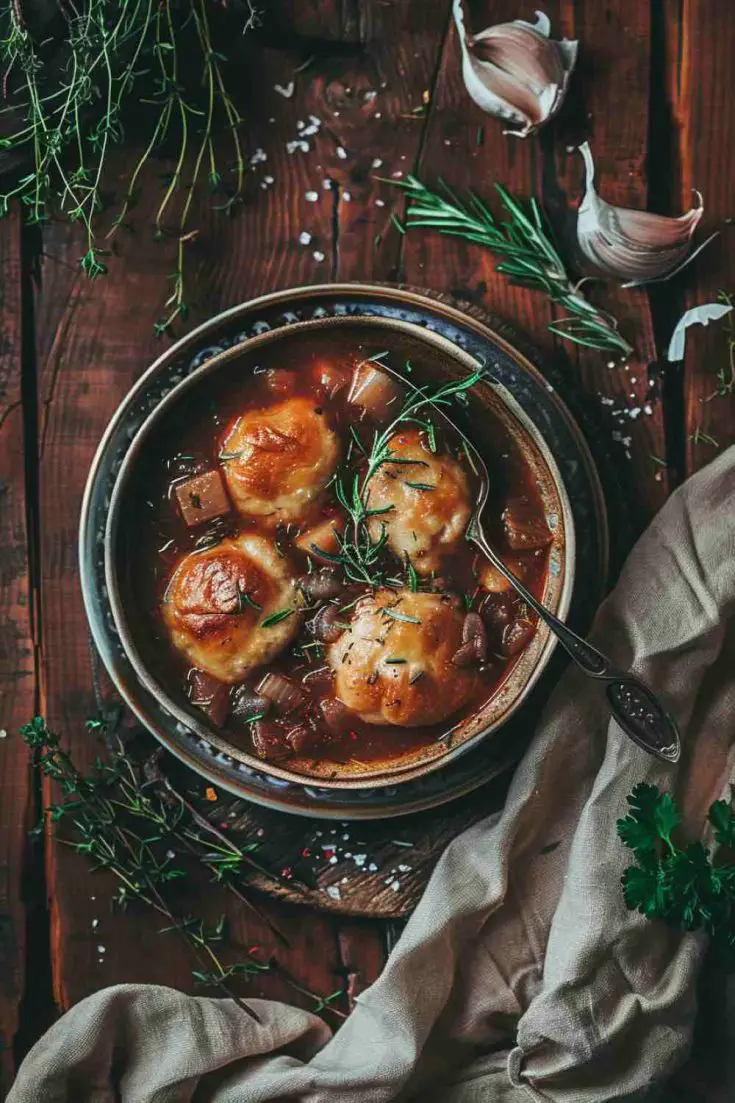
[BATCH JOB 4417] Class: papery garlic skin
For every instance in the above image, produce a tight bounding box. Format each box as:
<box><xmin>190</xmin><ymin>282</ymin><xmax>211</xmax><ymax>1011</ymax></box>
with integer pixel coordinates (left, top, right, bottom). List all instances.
<box><xmin>452</xmin><ymin>2</ymin><xmax>578</xmax><ymax>137</ymax></box>
<box><xmin>577</xmin><ymin>141</ymin><xmax>705</xmax><ymax>286</ymax></box>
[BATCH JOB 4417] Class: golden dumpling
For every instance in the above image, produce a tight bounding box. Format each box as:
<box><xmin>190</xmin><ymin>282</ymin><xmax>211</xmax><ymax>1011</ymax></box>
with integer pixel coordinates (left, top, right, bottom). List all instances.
<box><xmin>162</xmin><ymin>534</ymin><xmax>300</xmax><ymax>683</ymax></box>
<box><xmin>326</xmin><ymin>590</ymin><xmax>477</xmax><ymax>726</ymax></box>
<box><xmin>220</xmin><ymin>396</ymin><xmax>340</xmax><ymax>524</ymax></box>
<box><xmin>367</xmin><ymin>429</ymin><xmax>471</xmax><ymax>574</ymax></box>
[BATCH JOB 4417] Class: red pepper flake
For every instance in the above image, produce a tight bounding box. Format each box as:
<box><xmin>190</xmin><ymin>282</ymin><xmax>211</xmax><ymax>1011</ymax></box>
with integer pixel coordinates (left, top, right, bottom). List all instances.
<box><xmin>248</xmin><ymin>945</ymin><xmax>261</xmax><ymax>955</ymax></box>
<box><xmin>302</xmin><ymin>847</ymin><xmax>312</xmax><ymax>858</ymax></box>
<box><xmin>281</xmin><ymin>866</ymin><xmax>294</xmax><ymax>879</ymax></box>
<box><xmin>323</xmin><ymin>848</ymin><xmax>335</xmax><ymax>859</ymax></box>
<box><xmin>204</xmin><ymin>787</ymin><xmax>218</xmax><ymax>802</ymax></box>
<box><xmin>349</xmin><ymin>730</ymin><xmax>359</xmax><ymax>740</ymax></box>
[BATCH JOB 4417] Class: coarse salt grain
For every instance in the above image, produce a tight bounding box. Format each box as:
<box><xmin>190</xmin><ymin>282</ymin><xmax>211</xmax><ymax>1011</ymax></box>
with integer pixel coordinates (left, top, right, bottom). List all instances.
<box><xmin>0</xmin><ymin>730</ymin><xmax>6</xmax><ymax>739</ymax></box>
<box><xmin>264</xmin><ymin>175</ymin><xmax>274</xmax><ymax>184</ymax></box>
<box><xmin>343</xmin><ymin>192</ymin><xmax>351</xmax><ymax>202</ymax></box>
<box><xmin>274</xmin><ymin>82</ymin><xmax>295</xmax><ymax>99</ymax></box>
<box><xmin>375</xmin><ymin>198</ymin><xmax>385</xmax><ymax>207</ymax></box>
<box><xmin>97</xmin><ymin>945</ymin><xmax>106</xmax><ymax>954</ymax></box>
<box><xmin>336</xmin><ymin>147</ymin><xmax>347</xmax><ymax>160</ymax></box>
<box><xmin>329</xmin><ymin>855</ymin><xmax>338</xmax><ymax>865</ymax></box>
<box><xmin>313</xmin><ymin>250</ymin><xmax>326</xmax><ymax>261</ymax></box>
<box><xmin>299</xmin><ymin>231</ymin><xmax>312</xmax><ymax>245</ymax></box>
<box><xmin>372</xmin><ymin>158</ymin><xmax>383</xmax><ymax>168</ymax></box>
<box><xmin>326</xmin><ymin>885</ymin><xmax>341</xmax><ymax>900</ymax></box>
<box><xmin>305</xmin><ymin>191</ymin><xmax>319</xmax><ymax>202</ymax></box>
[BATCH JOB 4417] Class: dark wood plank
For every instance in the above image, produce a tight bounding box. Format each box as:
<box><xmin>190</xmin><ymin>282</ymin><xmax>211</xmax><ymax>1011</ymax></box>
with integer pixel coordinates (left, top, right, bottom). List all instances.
<box><xmin>0</xmin><ymin>207</ymin><xmax>36</xmax><ymax>1095</ymax></box>
<box><xmin>402</xmin><ymin>0</ymin><xmax>666</xmax><ymax>531</ymax></box>
<box><xmin>664</xmin><ymin>0</ymin><xmax>735</xmax><ymax>474</ymax></box>
<box><xmin>401</xmin><ymin>0</ymin><xmax>555</xmax><ymax>354</ymax></box>
<box><xmin>549</xmin><ymin>0</ymin><xmax>668</xmax><ymax>523</ymax></box>
<box><xmin>34</xmin><ymin>0</ymin><xmax>451</xmax><ymax>1020</ymax></box>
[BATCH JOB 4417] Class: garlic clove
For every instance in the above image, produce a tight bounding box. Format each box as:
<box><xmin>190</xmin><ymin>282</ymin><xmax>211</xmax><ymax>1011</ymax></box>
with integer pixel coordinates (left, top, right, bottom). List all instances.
<box><xmin>452</xmin><ymin>2</ymin><xmax>578</xmax><ymax>137</ymax></box>
<box><xmin>577</xmin><ymin>141</ymin><xmax>708</xmax><ymax>286</ymax></box>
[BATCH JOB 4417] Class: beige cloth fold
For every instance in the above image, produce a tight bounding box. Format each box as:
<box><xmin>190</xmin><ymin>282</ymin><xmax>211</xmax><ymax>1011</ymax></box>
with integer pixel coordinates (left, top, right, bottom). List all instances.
<box><xmin>10</xmin><ymin>449</ymin><xmax>735</xmax><ymax>1103</ymax></box>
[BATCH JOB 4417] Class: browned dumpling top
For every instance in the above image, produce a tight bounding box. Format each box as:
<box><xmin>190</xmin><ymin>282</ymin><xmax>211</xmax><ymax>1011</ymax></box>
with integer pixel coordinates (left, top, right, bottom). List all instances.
<box><xmin>366</xmin><ymin>429</ymin><xmax>471</xmax><ymax>575</ymax></box>
<box><xmin>326</xmin><ymin>589</ymin><xmax>477</xmax><ymax>727</ymax></box>
<box><xmin>162</xmin><ymin>534</ymin><xmax>300</xmax><ymax>683</ymax></box>
<box><xmin>220</xmin><ymin>396</ymin><xmax>340</xmax><ymax>525</ymax></box>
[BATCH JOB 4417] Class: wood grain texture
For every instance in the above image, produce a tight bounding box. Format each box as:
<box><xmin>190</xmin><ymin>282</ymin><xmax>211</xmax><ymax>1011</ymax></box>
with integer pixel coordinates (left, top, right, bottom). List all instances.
<box><xmin>548</xmin><ymin>0</ymin><xmax>668</xmax><ymax>524</ymax></box>
<box><xmin>401</xmin><ymin>1</ymin><xmax>555</xmax><ymax>354</ymax></box>
<box><xmin>0</xmin><ymin>207</ymin><xmax>35</xmax><ymax>1095</ymax></box>
<box><xmin>32</xmin><ymin>0</ymin><xmax>450</xmax><ymax>1020</ymax></box>
<box><xmin>664</xmin><ymin>0</ymin><xmax>735</xmax><ymax>474</ymax></box>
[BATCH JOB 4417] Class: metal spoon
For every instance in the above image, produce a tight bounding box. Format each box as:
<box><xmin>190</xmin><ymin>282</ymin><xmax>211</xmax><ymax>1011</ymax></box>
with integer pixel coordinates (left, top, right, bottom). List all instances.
<box><xmin>379</xmin><ymin>364</ymin><xmax>681</xmax><ymax>763</ymax></box>
<box><xmin>465</xmin><ymin>428</ymin><xmax>680</xmax><ymax>763</ymax></box>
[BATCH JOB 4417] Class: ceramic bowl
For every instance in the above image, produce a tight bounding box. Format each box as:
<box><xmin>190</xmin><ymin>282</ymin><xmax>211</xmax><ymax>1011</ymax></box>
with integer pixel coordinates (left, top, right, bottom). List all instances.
<box><xmin>102</xmin><ymin>314</ymin><xmax>575</xmax><ymax>789</ymax></box>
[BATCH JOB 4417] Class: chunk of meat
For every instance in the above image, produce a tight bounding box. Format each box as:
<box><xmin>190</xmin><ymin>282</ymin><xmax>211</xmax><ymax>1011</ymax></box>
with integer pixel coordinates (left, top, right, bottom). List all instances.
<box><xmin>251</xmin><ymin>720</ymin><xmax>293</xmax><ymax>762</ymax></box>
<box><xmin>501</xmin><ymin>496</ymin><xmax>552</xmax><ymax>551</ymax></box>
<box><xmin>175</xmin><ymin>470</ymin><xmax>230</xmax><ymax>528</ymax></box>
<box><xmin>188</xmin><ymin>669</ymin><xmax>230</xmax><ymax>727</ymax></box>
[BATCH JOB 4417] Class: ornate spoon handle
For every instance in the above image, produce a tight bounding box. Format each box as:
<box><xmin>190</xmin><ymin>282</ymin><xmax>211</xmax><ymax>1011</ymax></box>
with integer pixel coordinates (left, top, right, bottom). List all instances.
<box><xmin>468</xmin><ymin>522</ymin><xmax>681</xmax><ymax>763</ymax></box>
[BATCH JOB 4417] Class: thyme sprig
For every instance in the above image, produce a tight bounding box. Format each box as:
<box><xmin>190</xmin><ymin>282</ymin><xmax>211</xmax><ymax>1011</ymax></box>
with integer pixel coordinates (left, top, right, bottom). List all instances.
<box><xmin>20</xmin><ymin>716</ymin><xmax>346</xmax><ymax>1019</ymax></box>
<box><xmin>387</xmin><ymin>175</ymin><xmax>633</xmax><ymax>357</ymax></box>
<box><xmin>326</xmin><ymin>364</ymin><xmax>485</xmax><ymax>586</ymax></box>
<box><xmin>0</xmin><ymin>0</ymin><xmax>252</xmax><ymax>334</ymax></box>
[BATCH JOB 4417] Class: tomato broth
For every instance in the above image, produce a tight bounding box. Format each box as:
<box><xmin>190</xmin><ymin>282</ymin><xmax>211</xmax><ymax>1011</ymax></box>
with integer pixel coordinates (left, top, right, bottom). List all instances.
<box><xmin>120</xmin><ymin>333</ymin><xmax>552</xmax><ymax>776</ymax></box>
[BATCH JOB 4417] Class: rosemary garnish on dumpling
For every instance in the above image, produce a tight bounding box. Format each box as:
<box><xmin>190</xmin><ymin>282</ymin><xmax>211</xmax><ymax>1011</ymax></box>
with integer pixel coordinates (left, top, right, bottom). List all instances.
<box><xmin>317</xmin><ymin>362</ymin><xmax>485</xmax><ymax>587</ymax></box>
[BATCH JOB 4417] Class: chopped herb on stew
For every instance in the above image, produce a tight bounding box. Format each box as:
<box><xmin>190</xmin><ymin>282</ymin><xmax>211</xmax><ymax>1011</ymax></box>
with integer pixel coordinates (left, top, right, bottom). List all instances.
<box><xmin>236</xmin><ymin>584</ymin><xmax>262</xmax><ymax>613</ymax></box>
<box><xmin>260</xmin><ymin>608</ymin><xmax>294</xmax><ymax>628</ymax></box>
<box><xmin>383</xmin><ymin>608</ymin><xmax>421</xmax><ymax>624</ymax></box>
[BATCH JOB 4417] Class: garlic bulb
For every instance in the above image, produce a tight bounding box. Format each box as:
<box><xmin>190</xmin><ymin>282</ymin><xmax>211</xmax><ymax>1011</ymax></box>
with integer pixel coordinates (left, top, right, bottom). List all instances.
<box><xmin>452</xmin><ymin>2</ymin><xmax>578</xmax><ymax>137</ymax></box>
<box><xmin>577</xmin><ymin>141</ymin><xmax>709</xmax><ymax>286</ymax></box>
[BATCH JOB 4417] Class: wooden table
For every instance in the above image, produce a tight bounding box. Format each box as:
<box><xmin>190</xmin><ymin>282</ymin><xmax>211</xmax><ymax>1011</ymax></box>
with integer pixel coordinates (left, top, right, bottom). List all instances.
<box><xmin>1</xmin><ymin>1</ymin><xmax>733</xmax><ymax>1096</ymax></box>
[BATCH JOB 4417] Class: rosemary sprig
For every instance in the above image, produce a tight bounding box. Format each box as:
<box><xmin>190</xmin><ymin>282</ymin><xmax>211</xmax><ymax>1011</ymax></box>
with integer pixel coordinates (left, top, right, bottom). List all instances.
<box><xmin>20</xmin><ymin>716</ymin><xmax>346</xmax><ymax>1020</ymax></box>
<box><xmin>0</xmin><ymin>0</ymin><xmax>253</xmax><ymax>335</ymax></box>
<box><xmin>387</xmin><ymin>175</ymin><xmax>633</xmax><ymax>357</ymax></box>
<box><xmin>330</xmin><ymin>364</ymin><xmax>484</xmax><ymax>586</ymax></box>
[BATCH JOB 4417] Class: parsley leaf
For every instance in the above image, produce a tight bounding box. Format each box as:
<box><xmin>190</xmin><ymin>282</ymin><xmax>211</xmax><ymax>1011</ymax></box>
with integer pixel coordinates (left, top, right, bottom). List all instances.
<box><xmin>709</xmin><ymin>800</ymin><xmax>735</xmax><ymax>847</ymax></box>
<box><xmin>617</xmin><ymin>784</ymin><xmax>735</xmax><ymax>960</ymax></box>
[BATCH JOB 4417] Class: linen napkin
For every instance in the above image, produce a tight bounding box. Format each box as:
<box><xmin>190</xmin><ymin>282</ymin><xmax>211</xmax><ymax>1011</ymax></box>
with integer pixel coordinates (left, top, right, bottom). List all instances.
<box><xmin>9</xmin><ymin>448</ymin><xmax>735</xmax><ymax>1103</ymax></box>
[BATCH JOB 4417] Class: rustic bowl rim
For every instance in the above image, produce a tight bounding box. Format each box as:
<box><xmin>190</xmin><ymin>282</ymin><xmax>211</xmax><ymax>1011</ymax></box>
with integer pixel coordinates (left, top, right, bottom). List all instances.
<box><xmin>101</xmin><ymin>312</ymin><xmax>576</xmax><ymax>789</ymax></box>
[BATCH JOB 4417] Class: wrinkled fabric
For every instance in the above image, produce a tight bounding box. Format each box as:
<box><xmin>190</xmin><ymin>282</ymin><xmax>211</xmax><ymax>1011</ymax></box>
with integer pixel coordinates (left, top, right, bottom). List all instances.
<box><xmin>10</xmin><ymin>449</ymin><xmax>735</xmax><ymax>1103</ymax></box>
